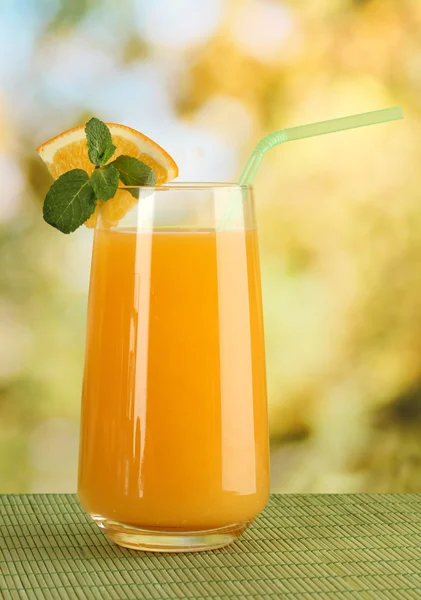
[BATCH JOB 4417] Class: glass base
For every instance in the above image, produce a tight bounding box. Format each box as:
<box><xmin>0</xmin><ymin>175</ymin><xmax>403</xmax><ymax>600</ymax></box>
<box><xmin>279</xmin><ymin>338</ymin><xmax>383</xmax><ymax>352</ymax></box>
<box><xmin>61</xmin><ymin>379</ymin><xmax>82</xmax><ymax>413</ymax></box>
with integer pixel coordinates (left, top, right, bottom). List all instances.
<box><xmin>92</xmin><ymin>515</ymin><xmax>249</xmax><ymax>552</ymax></box>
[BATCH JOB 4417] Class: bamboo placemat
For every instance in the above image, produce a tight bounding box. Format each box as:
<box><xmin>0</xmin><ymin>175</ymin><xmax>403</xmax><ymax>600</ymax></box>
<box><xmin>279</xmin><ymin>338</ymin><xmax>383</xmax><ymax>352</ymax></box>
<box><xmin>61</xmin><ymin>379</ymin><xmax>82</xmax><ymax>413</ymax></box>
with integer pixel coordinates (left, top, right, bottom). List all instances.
<box><xmin>1</xmin><ymin>494</ymin><xmax>421</xmax><ymax>599</ymax></box>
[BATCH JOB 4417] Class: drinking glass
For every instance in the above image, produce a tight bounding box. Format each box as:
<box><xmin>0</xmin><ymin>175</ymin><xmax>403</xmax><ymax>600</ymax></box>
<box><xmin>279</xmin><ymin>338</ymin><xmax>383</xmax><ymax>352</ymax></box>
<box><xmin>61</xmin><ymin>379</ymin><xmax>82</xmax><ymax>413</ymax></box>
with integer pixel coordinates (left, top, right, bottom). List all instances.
<box><xmin>78</xmin><ymin>183</ymin><xmax>269</xmax><ymax>552</ymax></box>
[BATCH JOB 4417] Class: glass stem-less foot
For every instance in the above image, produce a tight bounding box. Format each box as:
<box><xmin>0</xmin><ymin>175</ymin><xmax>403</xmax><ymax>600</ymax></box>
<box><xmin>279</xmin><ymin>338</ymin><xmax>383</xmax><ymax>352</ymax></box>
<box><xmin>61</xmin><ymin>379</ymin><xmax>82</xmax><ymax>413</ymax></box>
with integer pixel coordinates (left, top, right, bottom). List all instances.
<box><xmin>92</xmin><ymin>515</ymin><xmax>250</xmax><ymax>552</ymax></box>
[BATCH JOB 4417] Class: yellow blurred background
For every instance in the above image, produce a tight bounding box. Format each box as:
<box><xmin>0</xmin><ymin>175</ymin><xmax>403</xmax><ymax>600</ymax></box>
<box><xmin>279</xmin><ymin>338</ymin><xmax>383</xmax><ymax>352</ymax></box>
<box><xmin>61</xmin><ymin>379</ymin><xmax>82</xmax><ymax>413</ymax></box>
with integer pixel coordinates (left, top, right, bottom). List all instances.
<box><xmin>1</xmin><ymin>0</ymin><xmax>420</xmax><ymax>494</ymax></box>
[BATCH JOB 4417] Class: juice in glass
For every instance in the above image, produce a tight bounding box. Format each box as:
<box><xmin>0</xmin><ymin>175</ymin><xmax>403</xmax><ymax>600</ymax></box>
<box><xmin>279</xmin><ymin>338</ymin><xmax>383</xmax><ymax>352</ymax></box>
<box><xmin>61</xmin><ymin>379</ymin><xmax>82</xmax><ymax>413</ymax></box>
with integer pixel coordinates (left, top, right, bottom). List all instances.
<box><xmin>78</xmin><ymin>185</ymin><xmax>269</xmax><ymax>551</ymax></box>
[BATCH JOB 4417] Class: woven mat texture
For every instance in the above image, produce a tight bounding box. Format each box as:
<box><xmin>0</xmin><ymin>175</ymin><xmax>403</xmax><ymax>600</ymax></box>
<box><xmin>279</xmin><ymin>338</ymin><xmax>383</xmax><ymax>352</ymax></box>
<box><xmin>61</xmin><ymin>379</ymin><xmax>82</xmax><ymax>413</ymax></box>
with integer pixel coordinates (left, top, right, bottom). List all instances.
<box><xmin>1</xmin><ymin>494</ymin><xmax>421</xmax><ymax>599</ymax></box>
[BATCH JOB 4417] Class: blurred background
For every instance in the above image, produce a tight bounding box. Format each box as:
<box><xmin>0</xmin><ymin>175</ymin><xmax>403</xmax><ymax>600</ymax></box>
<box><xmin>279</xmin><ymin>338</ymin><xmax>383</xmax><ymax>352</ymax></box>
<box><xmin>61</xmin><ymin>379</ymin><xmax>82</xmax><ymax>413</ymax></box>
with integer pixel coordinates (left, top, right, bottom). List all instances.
<box><xmin>0</xmin><ymin>0</ymin><xmax>420</xmax><ymax>494</ymax></box>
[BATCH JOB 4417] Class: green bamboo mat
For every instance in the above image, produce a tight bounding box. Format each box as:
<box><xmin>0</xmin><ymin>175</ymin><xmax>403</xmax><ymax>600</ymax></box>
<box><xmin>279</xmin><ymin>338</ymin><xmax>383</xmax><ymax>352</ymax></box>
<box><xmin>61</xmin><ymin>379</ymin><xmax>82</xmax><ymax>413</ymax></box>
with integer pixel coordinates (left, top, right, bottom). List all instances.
<box><xmin>1</xmin><ymin>495</ymin><xmax>421</xmax><ymax>599</ymax></box>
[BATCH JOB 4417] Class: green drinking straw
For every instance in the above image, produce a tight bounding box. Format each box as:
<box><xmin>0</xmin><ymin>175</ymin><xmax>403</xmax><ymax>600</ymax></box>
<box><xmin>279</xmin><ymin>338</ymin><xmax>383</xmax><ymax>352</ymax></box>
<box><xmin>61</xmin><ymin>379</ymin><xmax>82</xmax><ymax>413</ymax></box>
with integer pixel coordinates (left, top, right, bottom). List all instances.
<box><xmin>238</xmin><ymin>106</ymin><xmax>404</xmax><ymax>187</ymax></box>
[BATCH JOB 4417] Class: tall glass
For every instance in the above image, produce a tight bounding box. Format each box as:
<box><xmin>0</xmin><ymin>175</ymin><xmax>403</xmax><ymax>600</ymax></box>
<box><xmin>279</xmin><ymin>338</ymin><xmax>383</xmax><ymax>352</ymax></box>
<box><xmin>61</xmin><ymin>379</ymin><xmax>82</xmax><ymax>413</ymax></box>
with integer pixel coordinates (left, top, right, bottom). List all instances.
<box><xmin>78</xmin><ymin>184</ymin><xmax>269</xmax><ymax>552</ymax></box>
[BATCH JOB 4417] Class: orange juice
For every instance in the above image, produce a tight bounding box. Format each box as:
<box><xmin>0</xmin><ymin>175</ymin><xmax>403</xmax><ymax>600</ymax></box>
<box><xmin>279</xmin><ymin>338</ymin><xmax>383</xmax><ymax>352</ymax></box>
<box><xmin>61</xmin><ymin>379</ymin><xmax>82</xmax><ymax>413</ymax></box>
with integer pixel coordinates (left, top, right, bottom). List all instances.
<box><xmin>78</xmin><ymin>226</ymin><xmax>269</xmax><ymax>533</ymax></box>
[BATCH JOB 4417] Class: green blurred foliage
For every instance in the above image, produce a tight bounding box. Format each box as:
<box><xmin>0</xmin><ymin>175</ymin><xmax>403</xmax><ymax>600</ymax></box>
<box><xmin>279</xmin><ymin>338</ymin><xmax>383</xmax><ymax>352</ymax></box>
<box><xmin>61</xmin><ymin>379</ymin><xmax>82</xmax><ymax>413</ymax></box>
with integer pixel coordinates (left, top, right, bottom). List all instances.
<box><xmin>1</xmin><ymin>0</ymin><xmax>420</xmax><ymax>493</ymax></box>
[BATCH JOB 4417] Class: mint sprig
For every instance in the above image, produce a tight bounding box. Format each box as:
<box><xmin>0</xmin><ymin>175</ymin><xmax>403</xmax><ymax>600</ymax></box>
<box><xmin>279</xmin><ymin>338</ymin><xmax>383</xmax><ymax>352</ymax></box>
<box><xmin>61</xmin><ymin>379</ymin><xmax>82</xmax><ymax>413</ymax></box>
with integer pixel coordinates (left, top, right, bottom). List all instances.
<box><xmin>42</xmin><ymin>118</ymin><xmax>157</xmax><ymax>234</ymax></box>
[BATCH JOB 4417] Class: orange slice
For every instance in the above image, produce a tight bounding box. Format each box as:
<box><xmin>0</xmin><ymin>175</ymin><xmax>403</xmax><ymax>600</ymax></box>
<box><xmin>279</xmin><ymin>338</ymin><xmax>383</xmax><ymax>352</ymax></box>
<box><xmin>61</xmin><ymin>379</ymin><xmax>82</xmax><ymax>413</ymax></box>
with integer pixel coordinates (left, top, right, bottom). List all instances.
<box><xmin>37</xmin><ymin>123</ymin><xmax>178</xmax><ymax>228</ymax></box>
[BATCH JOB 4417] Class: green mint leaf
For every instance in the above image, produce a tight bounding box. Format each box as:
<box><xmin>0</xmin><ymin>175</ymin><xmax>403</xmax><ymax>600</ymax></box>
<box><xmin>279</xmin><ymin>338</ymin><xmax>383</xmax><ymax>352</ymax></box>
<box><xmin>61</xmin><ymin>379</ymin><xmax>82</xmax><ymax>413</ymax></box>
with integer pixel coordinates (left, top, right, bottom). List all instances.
<box><xmin>111</xmin><ymin>155</ymin><xmax>157</xmax><ymax>187</ymax></box>
<box><xmin>85</xmin><ymin>117</ymin><xmax>116</xmax><ymax>166</ymax></box>
<box><xmin>98</xmin><ymin>142</ymin><xmax>117</xmax><ymax>166</ymax></box>
<box><xmin>43</xmin><ymin>169</ymin><xmax>96</xmax><ymax>234</ymax></box>
<box><xmin>90</xmin><ymin>164</ymin><xmax>119</xmax><ymax>201</ymax></box>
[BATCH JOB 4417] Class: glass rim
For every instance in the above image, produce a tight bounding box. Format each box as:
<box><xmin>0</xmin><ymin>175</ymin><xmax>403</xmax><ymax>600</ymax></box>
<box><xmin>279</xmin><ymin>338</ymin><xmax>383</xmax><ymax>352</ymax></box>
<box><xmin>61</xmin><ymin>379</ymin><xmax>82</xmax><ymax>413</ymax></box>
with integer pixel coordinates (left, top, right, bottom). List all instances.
<box><xmin>119</xmin><ymin>182</ymin><xmax>252</xmax><ymax>191</ymax></box>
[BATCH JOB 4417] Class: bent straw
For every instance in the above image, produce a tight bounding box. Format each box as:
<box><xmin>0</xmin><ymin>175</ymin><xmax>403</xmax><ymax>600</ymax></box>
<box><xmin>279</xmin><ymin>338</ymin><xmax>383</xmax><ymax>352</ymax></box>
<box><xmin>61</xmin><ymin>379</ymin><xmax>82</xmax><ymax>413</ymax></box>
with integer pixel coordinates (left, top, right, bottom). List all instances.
<box><xmin>218</xmin><ymin>107</ymin><xmax>403</xmax><ymax>229</ymax></box>
<box><xmin>238</xmin><ymin>106</ymin><xmax>403</xmax><ymax>187</ymax></box>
